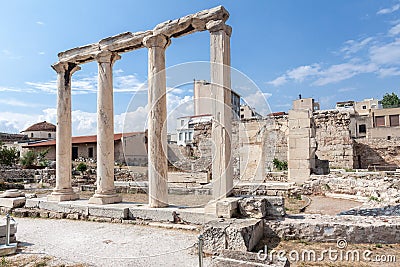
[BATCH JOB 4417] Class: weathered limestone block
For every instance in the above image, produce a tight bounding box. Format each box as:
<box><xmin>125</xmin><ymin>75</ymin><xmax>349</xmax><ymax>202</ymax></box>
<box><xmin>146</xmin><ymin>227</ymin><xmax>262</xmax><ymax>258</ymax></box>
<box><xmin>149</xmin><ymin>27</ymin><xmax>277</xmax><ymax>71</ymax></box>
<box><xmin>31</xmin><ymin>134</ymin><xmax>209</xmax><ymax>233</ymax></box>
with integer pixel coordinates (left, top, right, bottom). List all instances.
<box><xmin>202</xmin><ymin>219</ymin><xmax>264</xmax><ymax>253</ymax></box>
<box><xmin>0</xmin><ymin>197</ymin><xmax>25</xmax><ymax>209</ymax></box>
<box><xmin>0</xmin><ymin>189</ymin><xmax>24</xmax><ymax>198</ymax></box>
<box><xmin>216</xmin><ymin>197</ymin><xmax>239</xmax><ymax>218</ymax></box>
<box><xmin>58</xmin><ymin>43</ymin><xmax>99</xmax><ymax>63</ymax></box>
<box><xmin>238</xmin><ymin>196</ymin><xmax>285</xmax><ymax>219</ymax></box>
<box><xmin>99</xmin><ymin>31</ymin><xmax>152</xmax><ymax>52</ymax></box>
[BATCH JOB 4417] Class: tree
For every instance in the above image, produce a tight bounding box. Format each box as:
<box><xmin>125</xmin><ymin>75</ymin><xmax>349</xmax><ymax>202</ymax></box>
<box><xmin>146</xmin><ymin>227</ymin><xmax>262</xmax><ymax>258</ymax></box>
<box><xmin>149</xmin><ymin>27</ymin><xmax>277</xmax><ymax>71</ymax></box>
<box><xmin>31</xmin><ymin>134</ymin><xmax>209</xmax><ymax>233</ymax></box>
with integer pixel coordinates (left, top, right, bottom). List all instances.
<box><xmin>0</xmin><ymin>142</ymin><xmax>19</xmax><ymax>166</ymax></box>
<box><xmin>382</xmin><ymin>92</ymin><xmax>400</xmax><ymax>108</ymax></box>
<box><xmin>20</xmin><ymin>150</ymin><xmax>36</xmax><ymax>168</ymax></box>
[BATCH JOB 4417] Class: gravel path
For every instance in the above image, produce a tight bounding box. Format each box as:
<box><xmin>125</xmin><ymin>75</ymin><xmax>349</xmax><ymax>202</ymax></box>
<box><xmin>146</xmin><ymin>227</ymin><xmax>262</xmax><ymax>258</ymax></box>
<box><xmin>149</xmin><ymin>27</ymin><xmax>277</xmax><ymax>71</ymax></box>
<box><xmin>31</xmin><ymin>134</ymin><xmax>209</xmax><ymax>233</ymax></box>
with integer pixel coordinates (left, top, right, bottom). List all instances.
<box><xmin>14</xmin><ymin>217</ymin><xmax>209</xmax><ymax>267</ymax></box>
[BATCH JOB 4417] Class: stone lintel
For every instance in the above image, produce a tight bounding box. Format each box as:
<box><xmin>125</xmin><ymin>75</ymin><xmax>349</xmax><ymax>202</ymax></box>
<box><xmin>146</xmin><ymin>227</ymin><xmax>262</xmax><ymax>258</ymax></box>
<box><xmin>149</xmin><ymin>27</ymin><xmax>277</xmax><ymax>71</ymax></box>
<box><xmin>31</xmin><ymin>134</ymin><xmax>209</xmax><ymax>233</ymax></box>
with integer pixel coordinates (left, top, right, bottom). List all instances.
<box><xmin>99</xmin><ymin>31</ymin><xmax>152</xmax><ymax>52</ymax></box>
<box><xmin>56</xmin><ymin>6</ymin><xmax>229</xmax><ymax>62</ymax></box>
<box><xmin>153</xmin><ymin>5</ymin><xmax>229</xmax><ymax>38</ymax></box>
<box><xmin>58</xmin><ymin>43</ymin><xmax>100</xmax><ymax>64</ymax></box>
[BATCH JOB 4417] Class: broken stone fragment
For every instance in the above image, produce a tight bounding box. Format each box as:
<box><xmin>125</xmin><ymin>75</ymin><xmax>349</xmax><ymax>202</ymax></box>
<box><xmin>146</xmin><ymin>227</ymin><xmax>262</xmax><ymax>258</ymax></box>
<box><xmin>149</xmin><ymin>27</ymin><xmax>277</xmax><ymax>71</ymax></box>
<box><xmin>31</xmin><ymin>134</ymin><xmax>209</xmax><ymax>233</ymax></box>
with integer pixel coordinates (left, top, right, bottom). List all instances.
<box><xmin>0</xmin><ymin>189</ymin><xmax>25</xmax><ymax>198</ymax></box>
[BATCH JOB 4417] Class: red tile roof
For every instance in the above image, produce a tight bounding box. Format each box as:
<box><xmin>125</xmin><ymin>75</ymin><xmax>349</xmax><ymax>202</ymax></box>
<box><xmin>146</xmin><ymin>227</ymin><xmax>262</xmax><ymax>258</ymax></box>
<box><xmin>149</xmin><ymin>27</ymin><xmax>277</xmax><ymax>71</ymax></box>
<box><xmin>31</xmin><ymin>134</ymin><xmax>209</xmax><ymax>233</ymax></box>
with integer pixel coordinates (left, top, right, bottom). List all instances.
<box><xmin>24</xmin><ymin>132</ymin><xmax>143</xmax><ymax>147</ymax></box>
<box><xmin>22</xmin><ymin>121</ymin><xmax>56</xmax><ymax>132</ymax></box>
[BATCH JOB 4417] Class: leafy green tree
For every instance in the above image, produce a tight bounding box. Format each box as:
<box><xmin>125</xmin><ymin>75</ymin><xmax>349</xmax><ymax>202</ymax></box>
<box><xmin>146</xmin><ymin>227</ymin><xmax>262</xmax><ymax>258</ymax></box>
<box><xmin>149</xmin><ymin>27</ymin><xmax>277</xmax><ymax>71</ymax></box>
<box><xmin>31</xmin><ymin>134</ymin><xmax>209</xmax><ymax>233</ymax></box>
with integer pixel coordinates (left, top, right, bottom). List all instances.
<box><xmin>20</xmin><ymin>150</ymin><xmax>36</xmax><ymax>168</ymax></box>
<box><xmin>0</xmin><ymin>142</ymin><xmax>19</xmax><ymax>166</ymax></box>
<box><xmin>382</xmin><ymin>92</ymin><xmax>400</xmax><ymax>108</ymax></box>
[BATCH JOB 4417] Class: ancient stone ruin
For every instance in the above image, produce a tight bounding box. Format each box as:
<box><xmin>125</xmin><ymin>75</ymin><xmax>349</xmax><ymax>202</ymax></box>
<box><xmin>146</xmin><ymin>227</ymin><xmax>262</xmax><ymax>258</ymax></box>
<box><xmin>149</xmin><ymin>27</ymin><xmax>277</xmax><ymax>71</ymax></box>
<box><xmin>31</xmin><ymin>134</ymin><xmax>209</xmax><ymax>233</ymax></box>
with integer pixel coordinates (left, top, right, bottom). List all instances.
<box><xmin>49</xmin><ymin>6</ymin><xmax>234</xmax><ymax>207</ymax></box>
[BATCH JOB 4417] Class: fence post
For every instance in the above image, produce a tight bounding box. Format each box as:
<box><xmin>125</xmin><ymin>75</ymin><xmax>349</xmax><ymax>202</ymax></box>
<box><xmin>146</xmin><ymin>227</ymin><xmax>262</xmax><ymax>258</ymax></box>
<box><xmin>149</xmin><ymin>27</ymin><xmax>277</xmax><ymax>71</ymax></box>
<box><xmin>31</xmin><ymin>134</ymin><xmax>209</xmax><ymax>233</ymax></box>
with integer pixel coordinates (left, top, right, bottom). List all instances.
<box><xmin>198</xmin><ymin>234</ymin><xmax>203</xmax><ymax>267</ymax></box>
<box><xmin>5</xmin><ymin>213</ymin><xmax>11</xmax><ymax>246</ymax></box>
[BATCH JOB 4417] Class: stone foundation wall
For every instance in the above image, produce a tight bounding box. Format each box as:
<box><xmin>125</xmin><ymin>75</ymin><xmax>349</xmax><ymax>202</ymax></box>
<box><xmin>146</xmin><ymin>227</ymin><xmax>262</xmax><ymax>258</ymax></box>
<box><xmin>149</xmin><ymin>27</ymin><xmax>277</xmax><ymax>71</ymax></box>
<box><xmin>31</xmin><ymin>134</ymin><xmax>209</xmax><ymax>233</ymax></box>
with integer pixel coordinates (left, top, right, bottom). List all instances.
<box><xmin>354</xmin><ymin>137</ymin><xmax>400</xmax><ymax>169</ymax></box>
<box><xmin>313</xmin><ymin>110</ymin><xmax>354</xmax><ymax>169</ymax></box>
<box><xmin>265</xmin><ymin>214</ymin><xmax>400</xmax><ymax>244</ymax></box>
<box><xmin>302</xmin><ymin>173</ymin><xmax>400</xmax><ymax>203</ymax></box>
<box><xmin>0</xmin><ymin>168</ymin><xmax>55</xmax><ymax>182</ymax></box>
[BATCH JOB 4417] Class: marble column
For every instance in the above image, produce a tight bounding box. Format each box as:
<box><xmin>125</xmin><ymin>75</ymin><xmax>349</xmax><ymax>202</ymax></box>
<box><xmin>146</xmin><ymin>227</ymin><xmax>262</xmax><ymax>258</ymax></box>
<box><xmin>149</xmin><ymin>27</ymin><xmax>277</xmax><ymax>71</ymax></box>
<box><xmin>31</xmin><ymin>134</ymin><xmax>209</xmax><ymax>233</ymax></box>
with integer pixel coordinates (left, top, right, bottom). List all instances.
<box><xmin>48</xmin><ymin>62</ymin><xmax>80</xmax><ymax>202</ymax></box>
<box><xmin>143</xmin><ymin>34</ymin><xmax>170</xmax><ymax>208</ymax></box>
<box><xmin>207</xmin><ymin>20</ymin><xmax>233</xmax><ymax>201</ymax></box>
<box><xmin>89</xmin><ymin>50</ymin><xmax>122</xmax><ymax>205</ymax></box>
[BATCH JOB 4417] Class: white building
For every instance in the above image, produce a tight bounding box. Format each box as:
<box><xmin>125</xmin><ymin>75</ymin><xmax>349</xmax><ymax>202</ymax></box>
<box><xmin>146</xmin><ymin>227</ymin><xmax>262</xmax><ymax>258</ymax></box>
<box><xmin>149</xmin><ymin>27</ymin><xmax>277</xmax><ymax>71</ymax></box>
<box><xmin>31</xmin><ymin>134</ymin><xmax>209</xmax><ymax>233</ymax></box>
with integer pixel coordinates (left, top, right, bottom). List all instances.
<box><xmin>20</xmin><ymin>121</ymin><xmax>56</xmax><ymax>140</ymax></box>
<box><xmin>193</xmin><ymin>79</ymin><xmax>241</xmax><ymax>119</ymax></box>
<box><xmin>176</xmin><ymin>114</ymin><xmax>212</xmax><ymax>146</ymax></box>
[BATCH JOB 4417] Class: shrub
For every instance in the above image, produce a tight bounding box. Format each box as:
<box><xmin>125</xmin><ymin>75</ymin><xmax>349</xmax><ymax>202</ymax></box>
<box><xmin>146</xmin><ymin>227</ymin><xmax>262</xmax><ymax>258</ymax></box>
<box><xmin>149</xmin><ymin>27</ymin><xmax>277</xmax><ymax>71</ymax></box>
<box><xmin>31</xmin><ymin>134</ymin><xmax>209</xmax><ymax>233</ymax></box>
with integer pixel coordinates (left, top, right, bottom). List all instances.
<box><xmin>20</xmin><ymin>150</ymin><xmax>36</xmax><ymax>168</ymax></box>
<box><xmin>76</xmin><ymin>162</ymin><xmax>87</xmax><ymax>174</ymax></box>
<box><xmin>273</xmin><ymin>158</ymin><xmax>288</xmax><ymax>171</ymax></box>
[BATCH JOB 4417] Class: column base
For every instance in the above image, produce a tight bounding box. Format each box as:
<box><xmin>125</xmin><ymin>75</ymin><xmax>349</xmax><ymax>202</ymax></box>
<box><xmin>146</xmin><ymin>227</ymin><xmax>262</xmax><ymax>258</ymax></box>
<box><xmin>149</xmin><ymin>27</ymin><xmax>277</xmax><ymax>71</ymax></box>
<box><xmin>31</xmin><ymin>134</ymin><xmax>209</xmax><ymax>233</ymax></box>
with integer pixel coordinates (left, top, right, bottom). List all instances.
<box><xmin>204</xmin><ymin>200</ymin><xmax>217</xmax><ymax>215</ymax></box>
<box><xmin>88</xmin><ymin>194</ymin><xmax>122</xmax><ymax>205</ymax></box>
<box><xmin>47</xmin><ymin>189</ymin><xmax>79</xmax><ymax>202</ymax></box>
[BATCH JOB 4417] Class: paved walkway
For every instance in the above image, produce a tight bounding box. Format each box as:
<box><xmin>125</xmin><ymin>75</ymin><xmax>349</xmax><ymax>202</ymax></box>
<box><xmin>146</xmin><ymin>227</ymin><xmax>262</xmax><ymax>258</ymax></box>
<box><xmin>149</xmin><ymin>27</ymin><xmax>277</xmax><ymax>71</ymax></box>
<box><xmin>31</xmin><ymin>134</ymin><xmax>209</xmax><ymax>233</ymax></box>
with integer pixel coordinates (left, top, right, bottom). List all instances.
<box><xmin>13</xmin><ymin>217</ymin><xmax>209</xmax><ymax>266</ymax></box>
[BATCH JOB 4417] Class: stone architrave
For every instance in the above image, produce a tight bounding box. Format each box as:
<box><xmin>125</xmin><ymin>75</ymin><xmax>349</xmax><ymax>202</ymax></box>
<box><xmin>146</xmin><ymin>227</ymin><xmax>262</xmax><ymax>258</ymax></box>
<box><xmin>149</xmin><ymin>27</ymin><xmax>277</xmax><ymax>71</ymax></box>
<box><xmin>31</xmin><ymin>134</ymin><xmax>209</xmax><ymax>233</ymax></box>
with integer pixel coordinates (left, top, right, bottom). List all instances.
<box><xmin>88</xmin><ymin>50</ymin><xmax>122</xmax><ymax>205</ymax></box>
<box><xmin>207</xmin><ymin>20</ymin><xmax>233</xmax><ymax>201</ymax></box>
<box><xmin>48</xmin><ymin>62</ymin><xmax>80</xmax><ymax>202</ymax></box>
<box><xmin>143</xmin><ymin>34</ymin><xmax>170</xmax><ymax>208</ymax></box>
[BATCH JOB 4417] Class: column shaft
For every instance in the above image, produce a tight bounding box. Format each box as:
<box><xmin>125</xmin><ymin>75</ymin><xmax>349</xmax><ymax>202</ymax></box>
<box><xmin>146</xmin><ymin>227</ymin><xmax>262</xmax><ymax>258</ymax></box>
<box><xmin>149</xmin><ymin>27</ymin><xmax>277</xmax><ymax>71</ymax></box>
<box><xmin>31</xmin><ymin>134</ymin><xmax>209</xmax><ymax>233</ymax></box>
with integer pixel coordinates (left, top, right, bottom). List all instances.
<box><xmin>48</xmin><ymin>62</ymin><xmax>80</xmax><ymax>202</ymax></box>
<box><xmin>208</xmin><ymin>21</ymin><xmax>233</xmax><ymax>201</ymax></box>
<box><xmin>89</xmin><ymin>50</ymin><xmax>122</xmax><ymax>205</ymax></box>
<box><xmin>144</xmin><ymin>34</ymin><xmax>170</xmax><ymax>208</ymax></box>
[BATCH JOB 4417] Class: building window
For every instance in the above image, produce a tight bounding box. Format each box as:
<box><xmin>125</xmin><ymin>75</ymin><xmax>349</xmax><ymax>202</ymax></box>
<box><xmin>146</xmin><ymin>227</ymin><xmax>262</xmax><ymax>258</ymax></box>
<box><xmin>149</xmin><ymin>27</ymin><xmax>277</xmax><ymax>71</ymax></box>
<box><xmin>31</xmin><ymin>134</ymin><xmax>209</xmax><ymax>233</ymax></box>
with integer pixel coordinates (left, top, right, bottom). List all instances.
<box><xmin>30</xmin><ymin>133</ymin><xmax>34</xmax><ymax>138</ymax></box>
<box><xmin>387</xmin><ymin>136</ymin><xmax>391</xmax><ymax>140</ymax></box>
<box><xmin>359</xmin><ymin>124</ymin><xmax>366</xmax><ymax>134</ymax></box>
<box><xmin>185</xmin><ymin>132</ymin><xmax>188</xmax><ymax>140</ymax></box>
<box><xmin>181</xmin><ymin>120</ymin><xmax>184</xmax><ymax>127</ymax></box>
<box><xmin>390</xmin><ymin>115</ymin><xmax>399</xmax><ymax>127</ymax></box>
<box><xmin>48</xmin><ymin>133</ymin><xmax>52</xmax><ymax>138</ymax></box>
<box><xmin>179</xmin><ymin>133</ymin><xmax>183</xmax><ymax>141</ymax></box>
<box><xmin>362</xmin><ymin>105</ymin><xmax>367</xmax><ymax>109</ymax></box>
<box><xmin>375</xmin><ymin>116</ymin><xmax>385</xmax><ymax>127</ymax></box>
<box><xmin>189</xmin><ymin>132</ymin><xmax>192</xmax><ymax>140</ymax></box>
<box><xmin>88</xmin><ymin>147</ymin><xmax>94</xmax><ymax>158</ymax></box>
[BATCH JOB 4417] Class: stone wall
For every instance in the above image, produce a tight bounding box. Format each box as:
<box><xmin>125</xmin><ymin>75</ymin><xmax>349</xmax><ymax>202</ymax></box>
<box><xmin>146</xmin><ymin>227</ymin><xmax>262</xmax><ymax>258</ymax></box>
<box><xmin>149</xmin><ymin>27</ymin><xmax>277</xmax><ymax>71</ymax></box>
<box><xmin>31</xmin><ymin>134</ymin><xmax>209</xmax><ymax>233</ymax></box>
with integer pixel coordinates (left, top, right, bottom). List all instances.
<box><xmin>302</xmin><ymin>172</ymin><xmax>400</xmax><ymax>203</ymax></box>
<box><xmin>354</xmin><ymin>137</ymin><xmax>400</xmax><ymax>169</ymax></box>
<box><xmin>0</xmin><ymin>168</ymin><xmax>55</xmax><ymax>182</ymax></box>
<box><xmin>313</xmin><ymin>110</ymin><xmax>354</xmax><ymax>169</ymax></box>
<box><xmin>265</xmin><ymin>214</ymin><xmax>400</xmax><ymax>244</ymax></box>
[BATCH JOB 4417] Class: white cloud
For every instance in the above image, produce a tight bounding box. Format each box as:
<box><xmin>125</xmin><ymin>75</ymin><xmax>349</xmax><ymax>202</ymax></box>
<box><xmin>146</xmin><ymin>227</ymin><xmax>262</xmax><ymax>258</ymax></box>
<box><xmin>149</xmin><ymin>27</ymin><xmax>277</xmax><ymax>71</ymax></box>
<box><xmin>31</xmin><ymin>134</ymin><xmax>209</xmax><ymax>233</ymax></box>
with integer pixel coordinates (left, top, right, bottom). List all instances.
<box><xmin>337</xmin><ymin>87</ymin><xmax>356</xmax><ymax>93</ymax></box>
<box><xmin>0</xmin><ymin>98</ymin><xmax>41</xmax><ymax>107</ymax></box>
<box><xmin>286</xmin><ymin>64</ymin><xmax>321</xmax><ymax>82</ymax></box>
<box><xmin>377</xmin><ymin>4</ymin><xmax>400</xmax><ymax>15</ymax></box>
<box><xmin>370</xmin><ymin>38</ymin><xmax>400</xmax><ymax>65</ymax></box>
<box><xmin>25</xmin><ymin>72</ymin><xmax>147</xmax><ymax>95</ymax></box>
<box><xmin>340</xmin><ymin>37</ymin><xmax>374</xmax><ymax>57</ymax></box>
<box><xmin>378</xmin><ymin>67</ymin><xmax>400</xmax><ymax>77</ymax></box>
<box><xmin>267</xmin><ymin>76</ymin><xmax>287</xmax><ymax>87</ymax></box>
<box><xmin>242</xmin><ymin>91</ymin><xmax>272</xmax><ymax>116</ymax></box>
<box><xmin>38</xmin><ymin>51</ymin><xmax>45</xmax><ymax>55</ymax></box>
<box><xmin>36</xmin><ymin>21</ymin><xmax>45</xmax><ymax>25</ymax></box>
<box><xmin>313</xmin><ymin>63</ymin><xmax>377</xmax><ymax>86</ymax></box>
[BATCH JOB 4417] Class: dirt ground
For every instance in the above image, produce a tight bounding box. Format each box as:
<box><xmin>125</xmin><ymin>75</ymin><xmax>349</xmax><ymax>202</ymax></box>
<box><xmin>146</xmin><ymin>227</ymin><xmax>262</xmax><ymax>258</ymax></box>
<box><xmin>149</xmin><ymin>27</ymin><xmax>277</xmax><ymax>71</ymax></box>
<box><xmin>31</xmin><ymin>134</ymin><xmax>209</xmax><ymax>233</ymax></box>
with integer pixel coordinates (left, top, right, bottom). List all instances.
<box><xmin>4</xmin><ymin>217</ymin><xmax>207</xmax><ymax>267</ymax></box>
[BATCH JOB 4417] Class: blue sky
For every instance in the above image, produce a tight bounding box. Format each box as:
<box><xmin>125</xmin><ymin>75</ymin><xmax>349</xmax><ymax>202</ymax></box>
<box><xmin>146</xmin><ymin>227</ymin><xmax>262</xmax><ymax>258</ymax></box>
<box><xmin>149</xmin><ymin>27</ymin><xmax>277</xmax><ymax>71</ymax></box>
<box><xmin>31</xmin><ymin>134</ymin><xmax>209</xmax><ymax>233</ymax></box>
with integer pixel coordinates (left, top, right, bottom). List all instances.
<box><xmin>1</xmin><ymin>0</ymin><xmax>400</xmax><ymax>135</ymax></box>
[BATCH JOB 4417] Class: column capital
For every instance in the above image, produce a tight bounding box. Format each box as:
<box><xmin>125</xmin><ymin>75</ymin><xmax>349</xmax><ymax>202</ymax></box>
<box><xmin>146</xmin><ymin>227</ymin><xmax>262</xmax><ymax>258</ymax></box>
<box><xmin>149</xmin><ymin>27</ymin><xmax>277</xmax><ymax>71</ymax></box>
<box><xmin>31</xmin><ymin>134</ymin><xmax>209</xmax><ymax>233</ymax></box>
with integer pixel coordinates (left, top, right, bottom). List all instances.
<box><xmin>95</xmin><ymin>50</ymin><xmax>121</xmax><ymax>64</ymax></box>
<box><xmin>51</xmin><ymin>61</ymin><xmax>81</xmax><ymax>74</ymax></box>
<box><xmin>143</xmin><ymin>34</ymin><xmax>171</xmax><ymax>49</ymax></box>
<box><xmin>206</xmin><ymin>20</ymin><xmax>232</xmax><ymax>36</ymax></box>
